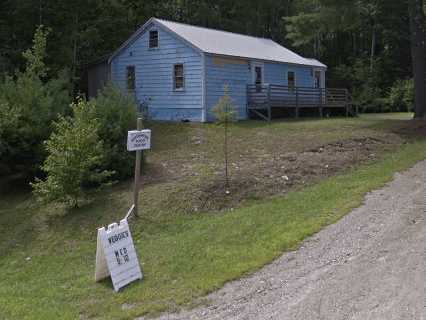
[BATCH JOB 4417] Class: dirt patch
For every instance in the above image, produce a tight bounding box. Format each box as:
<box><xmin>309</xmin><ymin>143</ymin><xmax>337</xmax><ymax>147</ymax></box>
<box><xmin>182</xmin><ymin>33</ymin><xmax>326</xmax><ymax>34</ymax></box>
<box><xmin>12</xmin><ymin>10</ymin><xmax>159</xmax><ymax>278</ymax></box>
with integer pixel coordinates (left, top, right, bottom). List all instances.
<box><xmin>141</xmin><ymin>135</ymin><xmax>404</xmax><ymax>215</ymax></box>
<box><xmin>195</xmin><ymin>137</ymin><xmax>395</xmax><ymax>211</ymax></box>
<box><xmin>390</xmin><ymin>118</ymin><xmax>426</xmax><ymax>137</ymax></box>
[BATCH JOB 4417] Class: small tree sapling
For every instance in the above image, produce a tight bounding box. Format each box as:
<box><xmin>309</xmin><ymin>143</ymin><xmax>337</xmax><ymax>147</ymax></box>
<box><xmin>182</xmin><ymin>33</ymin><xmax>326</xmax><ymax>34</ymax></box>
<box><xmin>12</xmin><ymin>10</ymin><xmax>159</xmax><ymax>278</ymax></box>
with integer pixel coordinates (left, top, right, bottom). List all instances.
<box><xmin>212</xmin><ymin>85</ymin><xmax>237</xmax><ymax>194</ymax></box>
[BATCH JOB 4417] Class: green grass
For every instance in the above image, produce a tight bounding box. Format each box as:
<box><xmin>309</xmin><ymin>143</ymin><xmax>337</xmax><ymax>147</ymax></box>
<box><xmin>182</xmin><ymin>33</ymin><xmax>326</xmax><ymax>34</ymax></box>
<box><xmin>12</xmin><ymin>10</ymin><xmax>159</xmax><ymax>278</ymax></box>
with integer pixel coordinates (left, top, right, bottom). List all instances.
<box><xmin>0</xmin><ymin>113</ymin><xmax>424</xmax><ymax>319</ymax></box>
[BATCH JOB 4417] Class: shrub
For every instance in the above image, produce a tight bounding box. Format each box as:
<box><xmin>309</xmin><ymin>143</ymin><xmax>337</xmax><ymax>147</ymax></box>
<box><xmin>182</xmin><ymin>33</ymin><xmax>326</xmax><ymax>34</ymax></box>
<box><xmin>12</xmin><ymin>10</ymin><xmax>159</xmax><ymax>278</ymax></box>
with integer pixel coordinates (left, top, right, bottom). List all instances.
<box><xmin>0</xmin><ymin>26</ymin><xmax>70</xmax><ymax>178</ymax></box>
<box><xmin>90</xmin><ymin>84</ymin><xmax>137</xmax><ymax>180</ymax></box>
<box><xmin>333</xmin><ymin>58</ymin><xmax>387</xmax><ymax>113</ymax></box>
<box><xmin>32</xmin><ymin>99</ymin><xmax>113</xmax><ymax>208</ymax></box>
<box><xmin>386</xmin><ymin>79</ymin><xmax>414</xmax><ymax>112</ymax></box>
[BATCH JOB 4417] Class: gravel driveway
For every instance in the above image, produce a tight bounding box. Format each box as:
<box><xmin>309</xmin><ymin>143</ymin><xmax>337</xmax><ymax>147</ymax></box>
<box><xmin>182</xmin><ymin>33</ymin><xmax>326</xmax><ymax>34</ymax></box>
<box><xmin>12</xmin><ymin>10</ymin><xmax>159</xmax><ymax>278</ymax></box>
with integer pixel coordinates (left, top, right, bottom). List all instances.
<box><xmin>152</xmin><ymin>160</ymin><xmax>426</xmax><ymax>320</ymax></box>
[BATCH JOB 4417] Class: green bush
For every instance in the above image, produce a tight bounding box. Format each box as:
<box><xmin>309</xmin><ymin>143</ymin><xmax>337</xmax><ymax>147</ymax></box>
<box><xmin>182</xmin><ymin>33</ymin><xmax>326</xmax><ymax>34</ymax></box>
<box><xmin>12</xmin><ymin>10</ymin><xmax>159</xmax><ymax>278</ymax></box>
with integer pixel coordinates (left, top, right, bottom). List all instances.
<box><xmin>333</xmin><ymin>58</ymin><xmax>387</xmax><ymax>113</ymax></box>
<box><xmin>386</xmin><ymin>79</ymin><xmax>414</xmax><ymax>112</ymax></box>
<box><xmin>32</xmin><ymin>99</ymin><xmax>113</xmax><ymax>207</ymax></box>
<box><xmin>91</xmin><ymin>84</ymin><xmax>137</xmax><ymax>180</ymax></box>
<box><xmin>0</xmin><ymin>26</ymin><xmax>71</xmax><ymax>178</ymax></box>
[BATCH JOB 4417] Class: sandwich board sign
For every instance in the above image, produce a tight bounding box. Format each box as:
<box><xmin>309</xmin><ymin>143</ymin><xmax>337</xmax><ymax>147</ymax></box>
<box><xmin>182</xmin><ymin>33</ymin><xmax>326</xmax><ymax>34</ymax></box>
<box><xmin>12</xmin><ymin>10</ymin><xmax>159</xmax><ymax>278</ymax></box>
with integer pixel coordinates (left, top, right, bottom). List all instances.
<box><xmin>127</xmin><ymin>129</ymin><xmax>151</xmax><ymax>151</ymax></box>
<box><xmin>95</xmin><ymin>218</ymin><xmax>143</xmax><ymax>291</ymax></box>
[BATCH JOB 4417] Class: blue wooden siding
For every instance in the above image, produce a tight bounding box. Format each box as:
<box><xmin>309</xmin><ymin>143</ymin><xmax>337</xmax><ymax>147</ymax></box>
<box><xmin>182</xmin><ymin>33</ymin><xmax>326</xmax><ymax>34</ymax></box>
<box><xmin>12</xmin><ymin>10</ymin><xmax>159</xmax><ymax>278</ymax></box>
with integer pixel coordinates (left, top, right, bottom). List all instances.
<box><xmin>110</xmin><ymin>22</ymin><xmax>203</xmax><ymax>121</ymax></box>
<box><xmin>205</xmin><ymin>58</ymin><xmax>324</xmax><ymax>121</ymax></box>
<box><xmin>264</xmin><ymin>62</ymin><xmax>325</xmax><ymax>105</ymax></box>
<box><xmin>205</xmin><ymin>55</ymin><xmax>250</xmax><ymax>121</ymax></box>
<box><xmin>110</xmin><ymin>22</ymin><xmax>325</xmax><ymax>122</ymax></box>
<box><xmin>264</xmin><ymin>62</ymin><xmax>317</xmax><ymax>88</ymax></box>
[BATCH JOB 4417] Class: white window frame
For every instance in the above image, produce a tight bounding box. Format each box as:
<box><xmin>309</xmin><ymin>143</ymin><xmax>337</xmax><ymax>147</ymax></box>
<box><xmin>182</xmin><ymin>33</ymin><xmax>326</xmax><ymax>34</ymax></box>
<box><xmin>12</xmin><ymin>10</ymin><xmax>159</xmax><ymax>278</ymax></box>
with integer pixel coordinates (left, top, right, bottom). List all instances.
<box><xmin>313</xmin><ymin>68</ymin><xmax>324</xmax><ymax>88</ymax></box>
<box><xmin>251</xmin><ymin>62</ymin><xmax>264</xmax><ymax>85</ymax></box>
<box><xmin>149</xmin><ymin>30</ymin><xmax>159</xmax><ymax>49</ymax></box>
<box><xmin>173</xmin><ymin>63</ymin><xmax>185</xmax><ymax>91</ymax></box>
<box><xmin>287</xmin><ymin>70</ymin><xmax>296</xmax><ymax>89</ymax></box>
<box><xmin>126</xmin><ymin>65</ymin><xmax>136</xmax><ymax>92</ymax></box>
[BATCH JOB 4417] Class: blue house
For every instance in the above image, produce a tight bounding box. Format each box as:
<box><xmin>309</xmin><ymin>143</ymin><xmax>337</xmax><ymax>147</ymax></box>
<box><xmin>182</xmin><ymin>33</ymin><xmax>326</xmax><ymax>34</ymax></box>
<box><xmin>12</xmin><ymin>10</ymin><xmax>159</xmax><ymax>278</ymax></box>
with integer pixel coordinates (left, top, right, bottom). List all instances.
<box><xmin>89</xmin><ymin>18</ymin><xmax>340</xmax><ymax>122</ymax></box>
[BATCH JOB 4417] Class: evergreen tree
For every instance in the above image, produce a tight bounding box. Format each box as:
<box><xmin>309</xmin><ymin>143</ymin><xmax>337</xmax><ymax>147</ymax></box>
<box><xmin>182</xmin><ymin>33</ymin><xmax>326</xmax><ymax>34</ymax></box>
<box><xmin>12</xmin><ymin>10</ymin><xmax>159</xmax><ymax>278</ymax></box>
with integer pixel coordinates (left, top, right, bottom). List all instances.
<box><xmin>32</xmin><ymin>99</ymin><xmax>113</xmax><ymax>208</ymax></box>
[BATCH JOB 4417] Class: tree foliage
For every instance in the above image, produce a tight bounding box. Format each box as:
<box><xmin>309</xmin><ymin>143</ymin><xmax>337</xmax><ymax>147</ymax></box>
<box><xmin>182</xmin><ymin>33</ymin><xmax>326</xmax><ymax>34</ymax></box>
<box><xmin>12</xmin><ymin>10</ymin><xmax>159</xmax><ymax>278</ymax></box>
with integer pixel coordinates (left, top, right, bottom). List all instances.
<box><xmin>0</xmin><ymin>26</ymin><xmax>70</xmax><ymax>178</ymax></box>
<box><xmin>386</xmin><ymin>79</ymin><xmax>414</xmax><ymax>112</ymax></box>
<box><xmin>91</xmin><ymin>84</ymin><xmax>138</xmax><ymax>180</ymax></box>
<box><xmin>22</xmin><ymin>25</ymin><xmax>50</xmax><ymax>78</ymax></box>
<box><xmin>32</xmin><ymin>99</ymin><xmax>113</xmax><ymax>207</ymax></box>
<box><xmin>212</xmin><ymin>85</ymin><xmax>237</xmax><ymax>124</ymax></box>
<box><xmin>1</xmin><ymin>0</ymin><xmax>416</xmax><ymax>112</ymax></box>
<box><xmin>0</xmin><ymin>0</ymin><xmax>423</xmax><ymax>116</ymax></box>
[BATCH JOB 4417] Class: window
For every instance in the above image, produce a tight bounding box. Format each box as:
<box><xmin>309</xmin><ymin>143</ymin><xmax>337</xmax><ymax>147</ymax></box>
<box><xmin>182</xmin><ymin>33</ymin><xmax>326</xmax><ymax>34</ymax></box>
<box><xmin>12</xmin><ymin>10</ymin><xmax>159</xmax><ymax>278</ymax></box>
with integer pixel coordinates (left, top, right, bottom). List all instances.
<box><xmin>173</xmin><ymin>64</ymin><xmax>184</xmax><ymax>90</ymax></box>
<box><xmin>255</xmin><ymin>66</ymin><xmax>263</xmax><ymax>86</ymax></box>
<box><xmin>288</xmin><ymin>71</ymin><xmax>295</xmax><ymax>90</ymax></box>
<box><xmin>126</xmin><ymin>66</ymin><xmax>135</xmax><ymax>91</ymax></box>
<box><xmin>149</xmin><ymin>30</ymin><xmax>158</xmax><ymax>48</ymax></box>
<box><xmin>314</xmin><ymin>70</ymin><xmax>321</xmax><ymax>88</ymax></box>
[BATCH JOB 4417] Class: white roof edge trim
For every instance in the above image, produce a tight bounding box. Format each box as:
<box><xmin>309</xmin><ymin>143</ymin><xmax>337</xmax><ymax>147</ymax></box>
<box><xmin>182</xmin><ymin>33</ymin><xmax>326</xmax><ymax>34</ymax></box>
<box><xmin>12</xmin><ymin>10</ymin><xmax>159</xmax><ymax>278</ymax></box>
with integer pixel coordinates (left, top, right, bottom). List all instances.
<box><xmin>108</xmin><ymin>17</ymin><xmax>204</xmax><ymax>64</ymax></box>
<box><xmin>109</xmin><ymin>17</ymin><xmax>327</xmax><ymax>69</ymax></box>
<box><xmin>155</xmin><ymin>18</ymin><xmax>327</xmax><ymax>68</ymax></box>
<box><xmin>203</xmin><ymin>52</ymin><xmax>327</xmax><ymax>69</ymax></box>
<box><xmin>108</xmin><ymin>17</ymin><xmax>154</xmax><ymax>63</ymax></box>
<box><xmin>151</xmin><ymin>19</ymin><xmax>204</xmax><ymax>55</ymax></box>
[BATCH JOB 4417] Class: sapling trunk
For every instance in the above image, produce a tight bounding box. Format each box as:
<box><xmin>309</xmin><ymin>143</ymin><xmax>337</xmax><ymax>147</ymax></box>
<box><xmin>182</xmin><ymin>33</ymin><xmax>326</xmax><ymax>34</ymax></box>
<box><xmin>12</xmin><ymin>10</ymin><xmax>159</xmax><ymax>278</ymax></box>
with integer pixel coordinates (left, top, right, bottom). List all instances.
<box><xmin>224</xmin><ymin>114</ymin><xmax>229</xmax><ymax>190</ymax></box>
<box><xmin>211</xmin><ymin>85</ymin><xmax>236</xmax><ymax>194</ymax></box>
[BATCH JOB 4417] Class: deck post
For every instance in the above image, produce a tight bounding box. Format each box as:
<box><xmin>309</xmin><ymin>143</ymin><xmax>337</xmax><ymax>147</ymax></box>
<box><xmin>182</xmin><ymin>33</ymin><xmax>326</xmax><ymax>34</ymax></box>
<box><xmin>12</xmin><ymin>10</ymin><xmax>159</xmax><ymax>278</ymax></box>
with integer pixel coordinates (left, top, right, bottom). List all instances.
<box><xmin>295</xmin><ymin>87</ymin><xmax>299</xmax><ymax>118</ymax></box>
<box><xmin>319</xmin><ymin>89</ymin><xmax>323</xmax><ymax>118</ymax></box>
<box><xmin>267</xmin><ymin>85</ymin><xmax>271</xmax><ymax>122</ymax></box>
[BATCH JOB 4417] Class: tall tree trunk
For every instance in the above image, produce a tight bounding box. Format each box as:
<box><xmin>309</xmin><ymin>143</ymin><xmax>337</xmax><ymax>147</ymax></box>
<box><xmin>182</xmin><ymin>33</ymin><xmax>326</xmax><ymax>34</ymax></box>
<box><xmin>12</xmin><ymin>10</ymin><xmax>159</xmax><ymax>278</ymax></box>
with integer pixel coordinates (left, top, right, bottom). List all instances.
<box><xmin>370</xmin><ymin>27</ymin><xmax>376</xmax><ymax>72</ymax></box>
<box><xmin>72</xmin><ymin>13</ymin><xmax>79</xmax><ymax>81</ymax></box>
<box><xmin>408</xmin><ymin>0</ymin><xmax>426</xmax><ymax>118</ymax></box>
<box><xmin>39</xmin><ymin>0</ymin><xmax>43</xmax><ymax>25</ymax></box>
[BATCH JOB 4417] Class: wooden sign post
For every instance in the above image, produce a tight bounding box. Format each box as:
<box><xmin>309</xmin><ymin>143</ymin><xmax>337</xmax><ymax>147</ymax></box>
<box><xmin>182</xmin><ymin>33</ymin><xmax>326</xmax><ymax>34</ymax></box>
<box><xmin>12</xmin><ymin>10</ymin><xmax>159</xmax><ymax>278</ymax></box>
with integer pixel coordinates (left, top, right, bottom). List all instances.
<box><xmin>127</xmin><ymin>119</ymin><xmax>151</xmax><ymax>218</ymax></box>
<box><xmin>133</xmin><ymin>118</ymin><xmax>142</xmax><ymax>217</ymax></box>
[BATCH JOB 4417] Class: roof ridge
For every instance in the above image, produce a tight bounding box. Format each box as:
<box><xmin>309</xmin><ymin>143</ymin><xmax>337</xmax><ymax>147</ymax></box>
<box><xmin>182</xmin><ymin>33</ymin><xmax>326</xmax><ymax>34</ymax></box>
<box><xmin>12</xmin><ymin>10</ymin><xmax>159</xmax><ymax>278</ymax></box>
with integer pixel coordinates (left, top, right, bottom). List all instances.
<box><xmin>109</xmin><ymin>17</ymin><xmax>327</xmax><ymax>68</ymax></box>
<box><xmin>154</xmin><ymin>17</ymin><xmax>274</xmax><ymax>42</ymax></box>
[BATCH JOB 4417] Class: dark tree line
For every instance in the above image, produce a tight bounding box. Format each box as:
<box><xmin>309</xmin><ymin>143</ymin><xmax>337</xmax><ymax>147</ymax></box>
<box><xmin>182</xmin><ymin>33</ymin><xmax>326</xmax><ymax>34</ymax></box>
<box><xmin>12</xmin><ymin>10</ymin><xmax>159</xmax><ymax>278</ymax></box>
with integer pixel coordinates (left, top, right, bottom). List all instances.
<box><xmin>1</xmin><ymin>0</ymin><xmax>426</xmax><ymax>115</ymax></box>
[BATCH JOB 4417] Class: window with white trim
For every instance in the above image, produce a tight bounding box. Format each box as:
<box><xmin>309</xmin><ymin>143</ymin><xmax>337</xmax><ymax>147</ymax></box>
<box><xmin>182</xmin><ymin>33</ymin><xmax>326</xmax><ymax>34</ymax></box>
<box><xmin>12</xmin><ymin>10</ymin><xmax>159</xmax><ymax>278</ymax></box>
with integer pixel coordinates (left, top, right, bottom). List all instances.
<box><xmin>255</xmin><ymin>66</ymin><xmax>262</xmax><ymax>85</ymax></box>
<box><xmin>126</xmin><ymin>66</ymin><xmax>135</xmax><ymax>91</ymax></box>
<box><xmin>149</xmin><ymin>30</ymin><xmax>158</xmax><ymax>48</ymax></box>
<box><xmin>314</xmin><ymin>70</ymin><xmax>321</xmax><ymax>88</ymax></box>
<box><xmin>173</xmin><ymin>64</ymin><xmax>184</xmax><ymax>90</ymax></box>
<box><xmin>288</xmin><ymin>71</ymin><xmax>296</xmax><ymax>90</ymax></box>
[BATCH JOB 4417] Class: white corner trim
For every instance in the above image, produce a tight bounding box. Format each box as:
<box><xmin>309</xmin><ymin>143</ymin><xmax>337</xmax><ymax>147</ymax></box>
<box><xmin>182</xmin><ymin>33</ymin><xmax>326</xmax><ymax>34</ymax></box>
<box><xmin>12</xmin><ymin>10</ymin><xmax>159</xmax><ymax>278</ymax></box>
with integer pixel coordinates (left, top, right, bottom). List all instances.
<box><xmin>201</xmin><ymin>53</ymin><xmax>207</xmax><ymax>122</ymax></box>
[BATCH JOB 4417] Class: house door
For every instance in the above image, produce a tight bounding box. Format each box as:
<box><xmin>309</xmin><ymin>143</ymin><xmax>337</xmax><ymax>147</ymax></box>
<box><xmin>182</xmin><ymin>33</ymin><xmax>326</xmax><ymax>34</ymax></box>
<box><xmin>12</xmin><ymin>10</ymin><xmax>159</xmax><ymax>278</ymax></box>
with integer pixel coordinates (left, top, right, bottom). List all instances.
<box><xmin>252</xmin><ymin>63</ymin><xmax>264</xmax><ymax>85</ymax></box>
<box><xmin>314</xmin><ymin>69</ymin><xmax>325</xmax><ymax>104</ymax></box>
<box><xmin>314</xmin><ymin>70</ymin><xmax>323</xmax><ymax>88</ymax></box>
<box><xmin>252</xmin><ymin>62</ymin><xmax>264</xmax><ymax>93</ymax></box>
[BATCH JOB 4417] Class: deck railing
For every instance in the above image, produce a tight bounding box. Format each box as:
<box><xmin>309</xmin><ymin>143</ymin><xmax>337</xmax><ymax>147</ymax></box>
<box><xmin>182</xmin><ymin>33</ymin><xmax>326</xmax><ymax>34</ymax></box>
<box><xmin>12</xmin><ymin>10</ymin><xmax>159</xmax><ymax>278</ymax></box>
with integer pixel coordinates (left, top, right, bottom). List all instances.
<box><xmin>247</xmin><ymin>84</ymin><xmax>354</xmax><ymax>121</ymax></box>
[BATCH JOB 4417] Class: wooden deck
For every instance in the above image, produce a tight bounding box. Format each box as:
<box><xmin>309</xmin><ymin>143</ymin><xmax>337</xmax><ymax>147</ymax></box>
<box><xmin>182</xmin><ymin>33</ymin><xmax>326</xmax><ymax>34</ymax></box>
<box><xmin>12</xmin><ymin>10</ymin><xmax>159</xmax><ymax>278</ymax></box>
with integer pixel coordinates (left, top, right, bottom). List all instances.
<box><xmin>247</xmin><ymin>84</ymin><xmax>356</xmax><ymax>121</ymax></box>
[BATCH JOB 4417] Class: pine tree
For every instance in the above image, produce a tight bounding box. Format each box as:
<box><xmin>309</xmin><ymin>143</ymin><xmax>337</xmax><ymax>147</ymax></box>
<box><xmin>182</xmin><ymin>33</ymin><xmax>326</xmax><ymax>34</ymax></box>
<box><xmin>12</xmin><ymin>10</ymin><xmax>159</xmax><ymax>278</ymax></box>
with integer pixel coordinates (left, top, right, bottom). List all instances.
<box><xmin>32</xmin><ymin>99</ymin><xmax>113</xmax><ymax>208</ymax></box>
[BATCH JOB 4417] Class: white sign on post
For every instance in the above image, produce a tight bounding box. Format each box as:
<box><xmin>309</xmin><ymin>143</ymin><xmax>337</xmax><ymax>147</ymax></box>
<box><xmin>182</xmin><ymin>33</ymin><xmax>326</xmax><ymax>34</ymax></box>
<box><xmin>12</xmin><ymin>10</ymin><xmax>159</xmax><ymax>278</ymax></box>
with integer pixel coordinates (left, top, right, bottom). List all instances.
<box><xmin>95</xmin><ymin>218</ymin><xmax>143</xmax><ymax>292</ymax></box>
<box><xmin>127</xmin><ymin>129</ymin><xmax>151</xmax><ymax>151</ymax></box>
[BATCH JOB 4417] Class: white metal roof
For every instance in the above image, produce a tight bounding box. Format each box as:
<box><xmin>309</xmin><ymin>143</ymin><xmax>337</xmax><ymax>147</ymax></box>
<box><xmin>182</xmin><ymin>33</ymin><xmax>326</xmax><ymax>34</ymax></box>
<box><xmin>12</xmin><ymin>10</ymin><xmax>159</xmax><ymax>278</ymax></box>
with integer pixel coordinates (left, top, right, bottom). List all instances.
<box><xmin>155</xmin><ymin>18</ymin><xmax>327</xmax><ymax>68</ymax></box>
<box><xmin>109</xmin><ymin>18</ymin><xmax>326</xmax><ymax>68</ymax></box>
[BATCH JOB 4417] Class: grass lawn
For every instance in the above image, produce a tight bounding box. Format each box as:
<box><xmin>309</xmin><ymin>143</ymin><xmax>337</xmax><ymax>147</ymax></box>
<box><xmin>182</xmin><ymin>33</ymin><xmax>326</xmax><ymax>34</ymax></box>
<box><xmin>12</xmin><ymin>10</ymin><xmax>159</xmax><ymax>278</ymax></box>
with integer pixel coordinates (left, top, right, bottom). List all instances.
<box><xmin>1</xmin><ymin>113</ymin><xmax>426</xmax><ymax>319</ymax></box>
